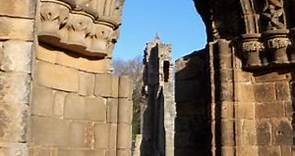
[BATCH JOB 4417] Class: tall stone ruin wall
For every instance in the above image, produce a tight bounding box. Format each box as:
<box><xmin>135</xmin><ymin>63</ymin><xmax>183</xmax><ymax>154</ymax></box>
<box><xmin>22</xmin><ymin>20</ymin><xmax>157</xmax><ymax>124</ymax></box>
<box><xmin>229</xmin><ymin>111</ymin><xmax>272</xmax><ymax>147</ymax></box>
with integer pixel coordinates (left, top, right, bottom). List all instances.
<box><xmin>175</xmin><ymin>50</ymin><xmax>211</xmax><ymax>156</ymax></box>
<box><xmin>174</xmin><ymin>0</ymin><xmax>295</xmax><ymax>155</ymax></box>
<box><xmin>141</xmin><ymin>37</ymin><xmax>176</xmax><ymax>156</ymax></box>
<box><xmin>0</xmin><ymin>0</ymin><xmax>133</xmax><ymax>156</ymax></box>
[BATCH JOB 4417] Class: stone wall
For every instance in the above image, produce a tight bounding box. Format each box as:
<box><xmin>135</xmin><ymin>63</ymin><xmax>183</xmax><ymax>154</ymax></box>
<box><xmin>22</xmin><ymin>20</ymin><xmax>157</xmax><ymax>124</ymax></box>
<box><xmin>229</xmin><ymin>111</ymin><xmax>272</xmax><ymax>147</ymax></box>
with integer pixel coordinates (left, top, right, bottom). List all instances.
<box><xmin>208</xmin><ymin>39</ymin><xmax>294</xmax><ymax>156</ymax></box>
<box><xmin>175</xmin><ymin>39</ymin><xmax>294</xmax><ymax>156</ymax></box>
<box><xmin>29</xmin><ymin>44</ymin><xmax>133</xmax><ymax>156</ymax></box>
<box><xmin>0</xmin><ymin>0</ymin><xmax>133</xmax><ymax>156</ymax></box>
<box><xmin>175</xmin><ymin>50</ymin><xmax>211</xmax><ymax>155</ymax></box>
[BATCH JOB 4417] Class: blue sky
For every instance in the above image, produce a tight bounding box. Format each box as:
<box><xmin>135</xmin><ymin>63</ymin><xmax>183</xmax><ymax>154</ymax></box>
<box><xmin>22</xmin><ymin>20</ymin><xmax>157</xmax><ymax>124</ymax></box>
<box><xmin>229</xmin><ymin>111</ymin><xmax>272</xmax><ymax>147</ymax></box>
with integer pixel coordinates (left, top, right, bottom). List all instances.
<box><xmin>113</xmin><ymin>0</ymin><xmax>207</xmax><ymax>60</ymax></box>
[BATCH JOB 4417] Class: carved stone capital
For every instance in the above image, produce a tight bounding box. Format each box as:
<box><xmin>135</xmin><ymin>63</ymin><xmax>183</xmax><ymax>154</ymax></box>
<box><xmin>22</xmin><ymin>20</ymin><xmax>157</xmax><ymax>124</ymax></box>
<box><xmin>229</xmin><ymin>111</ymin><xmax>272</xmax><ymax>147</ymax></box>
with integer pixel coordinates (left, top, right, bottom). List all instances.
<box><xmin>263</xmin><ymin>30</ymin><xmax>290</xmax><ymax>64</ymax></box>
<box><xmin>39</xmin><ymin>1</ymin><xmax>70</xmax><ymax>38</ymax></box>
<box><xmin>38</xmin><ymin>0</ymin><xmax>124</xmax><ymax>58</ymax></box>
<box><xmin>265</xmin><ymin>37</ymin><xmax>290</xmax><ymax>49</ymax></box>
<box><xmin>263</xmin><ymin>29</ymin><xmax>290</xmax><ymax>49</ymax></box>
<box><xmin>242</xmin><ymin>40</ymin><xmax>264</xmax><ymax>52</ymax></box>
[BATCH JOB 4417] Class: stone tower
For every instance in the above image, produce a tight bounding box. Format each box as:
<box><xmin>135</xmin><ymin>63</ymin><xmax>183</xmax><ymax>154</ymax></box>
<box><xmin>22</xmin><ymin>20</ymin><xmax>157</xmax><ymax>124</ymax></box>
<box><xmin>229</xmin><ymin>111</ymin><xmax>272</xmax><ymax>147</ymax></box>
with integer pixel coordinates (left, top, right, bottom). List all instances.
<box><xmin>0</xmin><ymin>0</ymin><xmax>133</xmax><ymax>156</ymax></box>
<box><xmin>141</xmin><ymin>35</ymin><xmax>176</xmax><ymax>156</ymax></box>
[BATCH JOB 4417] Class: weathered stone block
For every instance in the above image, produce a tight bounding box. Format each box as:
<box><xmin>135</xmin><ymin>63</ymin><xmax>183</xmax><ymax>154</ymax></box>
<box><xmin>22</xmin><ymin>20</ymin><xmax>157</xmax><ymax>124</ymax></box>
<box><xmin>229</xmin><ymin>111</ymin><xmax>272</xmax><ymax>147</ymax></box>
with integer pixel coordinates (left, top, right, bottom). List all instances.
<box><xmin>31</xmin><ymin>85</ymin><xmax>54</xmax><ymax>116</ymax></box>
<box><xmin>256</xmin><ymin>102</ymin><xmax>284</xmax><ymax>118</ymax></box>
<box><xmin>254</xmin><ymin>83</ymin><xmax>276</xmax><ymax>103</ymax></box>
<box><xmin>258</xmin><ymin>146</ymin><xmax>281</xmax><ymax>156</ymax></box>
<box><xmin>117</xmin><ymin>124</ymin><xmax>132</xmax><ymax>149</ymax></box>
<box><xmin>107</xmin><ymin>98</ymin><xmax>118</xmax><ymax>123</ymax></box>
<box><xmin>237</xmin><ymin>71</ymin><xmax>253</xmax><ymax>82</ymax></box>
<box><xmin>56</xmin><ymin>51</ymin><xmax>80</xmax><ymax>69</ymax></box>
<box><xmin>220</xmin><ymin>102</ymin><xmax>234</xmax><ymax>119</ymax></box>
<box><xmin>236</xmin><ymin>146</ymin><xmax>258</xmax><ymax>156</ymax></box>
<box><xmin>55</xmin><ymin>51</ymin><xmax>111</xmax><ymax>73</ymax></box>
<box><xmin>58</xmin><ymin>149</ymin><xmax>105</xmax><ymax>156</ymax></box>
<box><xmin>237</xmin><ymin>83</ymin><xmax>255</xmax><ymax>102</ymax></box>
<box><xmin>118</xmin><ymin>99</ymin><xmax>133</xmax><ymax>124</ymax></box>
<box><xmin>31</xmin><ymin>117</ymin><xmax>69</xmax><ymax>146</ymax></box>
<box><xmin>68</xmin><ymin>121</ymin><xmax>92</xmax><ymax>147</ymax></box>
<box><xmin>117</xmin><ymin>150</ymin><xmax>131</xmax><ymax>156</ymax></box>
<box><xmin>272</xmin><ymin>119</ymin><xmax>293</xmax><ymax>145</ymax></box>
<box><xmin>119</xmin><ymin>76</ymin><xmax>132</xmax><ymax>98</ymax></box>
<box><xmin>236</xmin><ymin>102</ymin><xmax>255</xmax><ymax>119</ymax></box>
<box><xmin>79</xmin><ymin>57</ymin><xmax>110</xmax><ymax>73</ymax></box>
<box><xmin>0</xmin><ymin>73</ymin><xmax>30</xmax><ymax>143</ymax></box>
<box><xmin>95</xmin><ymin>124</ymin><xmax>108</xmax><ymax>149</ymax></box>
<box><xmin>36</xmin><ymin>45</ymin><xmax>57</xmax><ymax>64</ymax></box>
<box><xmin>64</xmin><ymin>94</ymin><xmax>85</xmax><ymax>120</ymax></box>
<box><xmin>1</xmin><ymin>41</ymin><xmax>32</xmax><ymax>73</ymax></box>
<box><xmin>0</xmin><ymin>17</ymin><xmax>34</xmax><ymax>40</ymax></box>
<box><xmin>220</xmin><ymin>69</ymin><xmax>233</xmax><ymax>83</ymax></box>
<box><xmin>0</xmin><ymin>143</ymin><xmax>28</xmax><ymax>156</ymax></box>
<box><xmin>220</xmin><ymin>147</ymin><xmax>234</xmax><ymax>156</ymax></box>
<box><xmin>219</xmin><ymin>120</ymin><xmax>235</xmax><ymax>146</ymax></box>
<box><xmin>64</xmin><ymin>94</ymin><xmax>106</xmax><ymax>121</ymax></box>
<box><xmin>236</xmin><ymin>120</ymin><xmax>256</xmax><ymax>145</ymax></box>
<box><xmin>108</xmin><ymin>124</ymin><xmax>117</xmax><ymax>149</ymax></box>
<box><xmin>95</xmin><ymin>74</ymin><xmax>111</xmax><ymax>97</ymax></box>
<box><xmin>79</xmin><ymin>71</ymin><xmax>95</xmax><ymax>96</ymax></box>
<box><xmin>30</xmin><ymin>148</ymin><xmax>51</xmax><ymax>156</ymax></box>
<box><xmin>275</xmin><ymin>82</ymin><xmax>291</xmax><ymax>101</ymax></box>
<box><xmin>255</xmin><ymin>72</ymin><xmax>289</xmax><ymax>82</ymax></box>
<box><xmin>0</xmin><ymin>72</ymin><xmax>31</xmax><ymax>104</ymax></box>
<box><xmin>95</xmin><ymin>74</ymin><xmax>116</xmax><ymax>97</ymax></box>
<box><xmin>85</xmin><ymin>97</ymin><xmax>107</xmax><ymax>121</ymax></box>
<box><xmin>36</xmin><ymin>61</ymin><xmax>79</xmax><ymax>92</ymax></box>
<box><xmin>112</xmin><ymin>76</ymin><xmax>119</xmax><ymax>98</ymax></box>
<box><xmin>53</xmin><ymin>91</ymin><xmax>67</xmax><ymax>118</ymax></box>
<box><xmin>256</xmin><ymin>121</ymin><xmax>271</xmax><ymax>145</ymax></box>
<box><xmin>284</xmin><ymin>101</ymin><xmax>293</xmax><ymax>117</ymax></box>
<box><xmin>280</xmin><ymin>146</ymin><xmax>292</xmax><ymax>156</ymax></box>
<box><xmin>0</xmin><ymin>0</ymin><xmax>36</xmax><ymax>18</ymax></box>
<box><xmin>106</xmin><ymin>150</ymin><xmax>116</xmax><ymax>156</ymax></box>
<box><xmin>220</xmin><ymin>82</ymin><xmax>234</xmax><ymax>102</ymax></box>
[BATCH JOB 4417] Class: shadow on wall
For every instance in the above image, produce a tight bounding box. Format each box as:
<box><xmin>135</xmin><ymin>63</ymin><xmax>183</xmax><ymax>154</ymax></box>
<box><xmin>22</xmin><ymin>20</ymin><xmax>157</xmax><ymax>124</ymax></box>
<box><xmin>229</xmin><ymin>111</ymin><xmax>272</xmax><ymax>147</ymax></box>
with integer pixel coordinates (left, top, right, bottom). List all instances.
<box><xmin>174</xmin><ymin>49</ymin><xmax>212</xmax><ymax>156</ymax></box>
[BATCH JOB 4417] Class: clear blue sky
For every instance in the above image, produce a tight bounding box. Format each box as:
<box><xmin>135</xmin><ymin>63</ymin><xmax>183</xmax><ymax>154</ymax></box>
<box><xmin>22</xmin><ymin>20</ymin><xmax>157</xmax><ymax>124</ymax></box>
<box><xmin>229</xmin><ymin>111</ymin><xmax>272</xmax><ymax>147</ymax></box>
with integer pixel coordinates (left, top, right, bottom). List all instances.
<box><xmin>113</xmin><ymin>0</ymin><xmax>207</xmax><ymax>60</ymax></box>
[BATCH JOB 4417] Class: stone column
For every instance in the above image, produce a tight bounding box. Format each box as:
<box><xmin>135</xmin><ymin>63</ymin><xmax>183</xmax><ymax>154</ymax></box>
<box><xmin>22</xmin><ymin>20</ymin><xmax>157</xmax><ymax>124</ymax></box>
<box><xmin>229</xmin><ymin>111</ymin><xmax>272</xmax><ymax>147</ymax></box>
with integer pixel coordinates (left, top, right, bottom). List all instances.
<box><xmin>117</xmin><ymin>76</ymin><xmax>133</xmax><ymax>156</ymax></box>
<box><xmin>0</xmin><ymin>0</ymin><xmax>36</xmax><ymax>155</ymax></box>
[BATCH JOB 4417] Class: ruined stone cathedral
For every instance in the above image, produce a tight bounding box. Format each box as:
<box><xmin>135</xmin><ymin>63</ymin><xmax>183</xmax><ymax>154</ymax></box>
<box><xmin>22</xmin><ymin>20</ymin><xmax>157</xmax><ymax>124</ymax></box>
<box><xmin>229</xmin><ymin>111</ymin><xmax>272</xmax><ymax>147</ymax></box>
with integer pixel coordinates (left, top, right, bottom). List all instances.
<box><xmin>0</xmin><ymin>0</ymin><xmax>295</xmax><ymax>156</ymax></box>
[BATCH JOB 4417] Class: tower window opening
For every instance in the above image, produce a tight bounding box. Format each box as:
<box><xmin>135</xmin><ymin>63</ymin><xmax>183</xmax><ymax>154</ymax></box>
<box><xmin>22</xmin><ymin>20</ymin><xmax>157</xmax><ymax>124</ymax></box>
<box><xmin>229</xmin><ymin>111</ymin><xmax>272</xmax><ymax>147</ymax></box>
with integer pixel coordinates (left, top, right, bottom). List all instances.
<box><xmin>163</xmin><ymin>61</ymin><xmax>170</xmax><ymax>82</ymax></box>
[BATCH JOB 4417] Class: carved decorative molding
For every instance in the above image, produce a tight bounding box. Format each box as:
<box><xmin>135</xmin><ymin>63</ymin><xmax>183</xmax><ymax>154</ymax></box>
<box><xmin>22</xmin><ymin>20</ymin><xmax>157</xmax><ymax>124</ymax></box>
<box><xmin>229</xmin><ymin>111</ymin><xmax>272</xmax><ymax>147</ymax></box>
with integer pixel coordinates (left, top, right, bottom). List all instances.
<box><xmin>195</xmin><ymin>0</ymin><xmax>295</xmax><ymax>70</ymax></box>
<box><xmin>38</xmin><ymin>0</ymin><xmax>124</xmax><ymax>58</ymax></box>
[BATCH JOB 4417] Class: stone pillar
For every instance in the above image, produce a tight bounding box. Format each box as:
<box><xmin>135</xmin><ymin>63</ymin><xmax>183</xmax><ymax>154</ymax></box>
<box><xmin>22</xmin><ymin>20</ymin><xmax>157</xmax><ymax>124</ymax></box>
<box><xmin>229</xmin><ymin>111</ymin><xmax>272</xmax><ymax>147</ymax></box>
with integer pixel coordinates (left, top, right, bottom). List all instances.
<box><xmin>209</xmin><ymin>39</ymin><xmax>259</xmax><ymax>156</ymax></box>
<box><xmin>117</xmin><ymin>76</ymin><xmax>133</xmax><ymax>156</ymax></box>
<box><xmin>0</xmin><ymin>0</ymin><xmax>36</xmax><ymax>155</ymax></box>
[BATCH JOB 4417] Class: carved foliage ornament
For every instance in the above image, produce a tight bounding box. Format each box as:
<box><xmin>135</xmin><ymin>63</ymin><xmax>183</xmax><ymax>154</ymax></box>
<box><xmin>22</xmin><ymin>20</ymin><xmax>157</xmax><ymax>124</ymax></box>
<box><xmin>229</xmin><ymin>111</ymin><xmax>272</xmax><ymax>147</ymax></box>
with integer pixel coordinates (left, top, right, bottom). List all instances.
<box><xmin>242</xmin><ymin>40</ymin><xmax>264</xmax><ymax>52</ymax></box>
<box><xmin>265</xmin><ymin>37</ymin><xmax>290</xmax><ymax>49</ymax></box>
<box><xmin>38</xmin><ymin>0</ymin><xmax>124</xmax><ymax>58</ymax></box>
